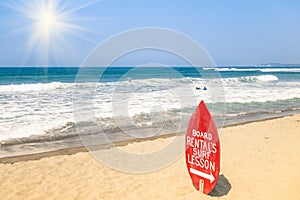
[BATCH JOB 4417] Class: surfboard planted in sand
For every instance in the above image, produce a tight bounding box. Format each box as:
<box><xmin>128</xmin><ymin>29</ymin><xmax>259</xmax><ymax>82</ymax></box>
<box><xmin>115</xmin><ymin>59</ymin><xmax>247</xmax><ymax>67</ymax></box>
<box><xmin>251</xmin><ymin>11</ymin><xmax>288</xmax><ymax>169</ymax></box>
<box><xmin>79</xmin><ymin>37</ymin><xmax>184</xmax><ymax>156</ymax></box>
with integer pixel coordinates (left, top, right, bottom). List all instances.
<box><xmin>185</xmin><ymin>100</ymin><xmax>220</xmax><ymax>194</ymax></box>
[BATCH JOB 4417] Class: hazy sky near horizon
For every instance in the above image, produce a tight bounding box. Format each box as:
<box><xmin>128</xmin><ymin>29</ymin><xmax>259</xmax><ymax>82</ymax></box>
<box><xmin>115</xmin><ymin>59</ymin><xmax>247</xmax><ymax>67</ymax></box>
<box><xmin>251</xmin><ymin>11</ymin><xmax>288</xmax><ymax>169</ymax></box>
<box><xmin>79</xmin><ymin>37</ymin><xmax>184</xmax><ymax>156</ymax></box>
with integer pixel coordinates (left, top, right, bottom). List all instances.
<box><xmin>0</xmin><ymin>0</ymin><xmax>299</xmax><ymax>66</ymax></box>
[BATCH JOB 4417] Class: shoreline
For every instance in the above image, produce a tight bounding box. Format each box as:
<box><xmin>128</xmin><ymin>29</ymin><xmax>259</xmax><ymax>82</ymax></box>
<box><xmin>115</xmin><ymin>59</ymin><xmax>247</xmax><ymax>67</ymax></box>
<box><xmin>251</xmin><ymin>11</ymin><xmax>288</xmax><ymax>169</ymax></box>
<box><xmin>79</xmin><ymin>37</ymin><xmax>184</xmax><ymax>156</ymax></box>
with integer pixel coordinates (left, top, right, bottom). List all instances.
<box><xmin>1</xmin><ymin>104</ymin><xmax>299</xmax><ymax>147</ymax></box>
<box><xmin>1</xmin><ymin>113</ymin><xmax>299</xmax><ymax>164</ymax></box>
<box><xmin>0</xmin><ymin>132</ymin><xmax>179</xmax><ymax>164</ymax></box>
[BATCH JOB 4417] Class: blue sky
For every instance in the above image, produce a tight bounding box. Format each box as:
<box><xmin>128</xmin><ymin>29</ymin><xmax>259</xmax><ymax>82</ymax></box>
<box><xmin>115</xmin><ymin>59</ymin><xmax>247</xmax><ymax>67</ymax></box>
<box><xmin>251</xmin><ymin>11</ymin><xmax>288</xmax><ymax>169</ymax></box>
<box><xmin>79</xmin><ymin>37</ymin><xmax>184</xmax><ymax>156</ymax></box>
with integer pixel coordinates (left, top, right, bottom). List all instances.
<box><xmin>0</xmin><ymin>0</ymin><xmax>299</xmax><ymax>66</ymax></box>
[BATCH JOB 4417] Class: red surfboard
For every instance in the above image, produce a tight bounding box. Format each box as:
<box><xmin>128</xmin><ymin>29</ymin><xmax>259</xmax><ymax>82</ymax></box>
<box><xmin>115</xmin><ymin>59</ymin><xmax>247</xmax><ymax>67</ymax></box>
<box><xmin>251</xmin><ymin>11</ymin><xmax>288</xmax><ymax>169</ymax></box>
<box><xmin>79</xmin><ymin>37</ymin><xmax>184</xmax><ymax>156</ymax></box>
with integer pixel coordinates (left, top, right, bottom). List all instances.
<box><xmin>185</xmin><ymin>100</ymin><xmax>220</xmax><ymax>194</ymax></box>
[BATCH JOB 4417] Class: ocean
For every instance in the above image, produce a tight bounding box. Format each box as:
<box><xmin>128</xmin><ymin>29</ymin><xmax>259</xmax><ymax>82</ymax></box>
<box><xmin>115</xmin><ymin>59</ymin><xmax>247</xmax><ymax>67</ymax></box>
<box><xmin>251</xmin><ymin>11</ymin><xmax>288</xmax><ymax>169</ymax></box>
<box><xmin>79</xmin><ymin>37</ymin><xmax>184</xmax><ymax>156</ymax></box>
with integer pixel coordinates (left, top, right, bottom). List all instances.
<box><xmin>1</xmin><ymin>66</ymin><xmax>300</xmax><ymax>146</ymax></box>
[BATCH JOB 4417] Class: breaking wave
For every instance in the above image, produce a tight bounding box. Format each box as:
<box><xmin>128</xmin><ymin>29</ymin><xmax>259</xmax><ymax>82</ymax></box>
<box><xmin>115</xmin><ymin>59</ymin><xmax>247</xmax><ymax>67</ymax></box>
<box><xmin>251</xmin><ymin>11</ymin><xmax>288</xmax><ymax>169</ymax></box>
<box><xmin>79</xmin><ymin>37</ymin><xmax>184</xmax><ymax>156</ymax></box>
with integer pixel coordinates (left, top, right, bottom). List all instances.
<box><xmin>223</xmin><ymin>75</ymin><xmax>278</xmax><ymax>83</ymax></box>
<box><xmin>0</xmin><ymin>82</ymin><xmax>74</xmax><ymax>93</ymax></box>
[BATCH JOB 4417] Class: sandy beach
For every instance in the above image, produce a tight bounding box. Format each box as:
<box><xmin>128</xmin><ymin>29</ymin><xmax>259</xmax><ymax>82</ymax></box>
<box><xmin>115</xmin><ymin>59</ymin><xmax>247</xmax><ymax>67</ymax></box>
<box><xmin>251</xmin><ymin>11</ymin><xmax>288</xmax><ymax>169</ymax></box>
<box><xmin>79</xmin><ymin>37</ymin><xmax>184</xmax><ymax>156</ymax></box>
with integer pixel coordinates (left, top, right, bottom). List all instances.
<box><xmin>1</xmin><ymin>114</ymin><xmax>300</xmax><ymax>200</ymax></box>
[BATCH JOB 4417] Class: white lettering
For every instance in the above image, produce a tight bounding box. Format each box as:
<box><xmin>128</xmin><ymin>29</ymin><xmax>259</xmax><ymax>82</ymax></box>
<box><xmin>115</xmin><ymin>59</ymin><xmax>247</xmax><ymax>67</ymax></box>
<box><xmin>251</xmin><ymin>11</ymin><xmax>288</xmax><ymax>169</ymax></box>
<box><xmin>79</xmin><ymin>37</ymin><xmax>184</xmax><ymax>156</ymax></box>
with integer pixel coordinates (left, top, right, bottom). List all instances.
<box><xmin>192</xmin><ymin>129</ymin><xmax>212</xmax><ymax>140</ymax></box>
<box><xmin>188</xmin><ymin>154</ymin><xmax>216</xmax><ymax>172</ymax></box>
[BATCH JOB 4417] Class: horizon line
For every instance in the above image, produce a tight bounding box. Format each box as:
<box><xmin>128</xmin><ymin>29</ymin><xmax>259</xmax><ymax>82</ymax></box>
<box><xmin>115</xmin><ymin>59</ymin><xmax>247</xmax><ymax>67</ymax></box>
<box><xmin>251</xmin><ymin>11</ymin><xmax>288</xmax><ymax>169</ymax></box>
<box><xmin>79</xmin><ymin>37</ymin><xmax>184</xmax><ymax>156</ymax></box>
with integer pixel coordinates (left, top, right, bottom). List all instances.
<box><xmin>0</xmin><ymin>64</ymin><xmax>300</xmax><ymax>68</ymax></box>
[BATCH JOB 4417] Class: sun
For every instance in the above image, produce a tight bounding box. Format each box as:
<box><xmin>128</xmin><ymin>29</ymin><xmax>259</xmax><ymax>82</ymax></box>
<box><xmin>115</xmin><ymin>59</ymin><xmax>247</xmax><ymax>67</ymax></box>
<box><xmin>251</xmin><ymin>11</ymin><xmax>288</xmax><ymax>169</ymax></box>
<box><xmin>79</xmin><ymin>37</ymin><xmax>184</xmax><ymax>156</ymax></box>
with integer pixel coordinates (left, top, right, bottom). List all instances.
<box><xmin>31</xmin><ymin>1</ymin><xmax>63</xmax><ymax>42</ymax></box>
<box><xmin>5</xmin><ymin>0</ymin><xmax>101</xmax><ymax>65</ymax></box>
<box><xmin>38</xmin><ymin>7</ymin><xmax>59</xmax><ymax>34</ymax></box>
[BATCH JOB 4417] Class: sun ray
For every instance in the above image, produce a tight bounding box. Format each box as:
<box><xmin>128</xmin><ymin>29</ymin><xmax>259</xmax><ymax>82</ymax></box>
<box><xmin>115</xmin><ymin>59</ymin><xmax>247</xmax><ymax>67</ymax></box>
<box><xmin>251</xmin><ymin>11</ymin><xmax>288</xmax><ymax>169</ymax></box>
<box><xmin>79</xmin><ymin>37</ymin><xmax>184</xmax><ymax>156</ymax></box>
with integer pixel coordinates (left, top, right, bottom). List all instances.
<box><xmin>65</xmin><ymin>29</ymin><xmax>99</xmax><ymax>45</ymax></box>
<box><xmin>4</xmin><ymin>0</ymin><xmax>102</xmax><ymax>65</ymax></box>
<box><xmin>62</xmin><ymin>0</ymin><xmax>103</xmax><ymax>16</ymax></box>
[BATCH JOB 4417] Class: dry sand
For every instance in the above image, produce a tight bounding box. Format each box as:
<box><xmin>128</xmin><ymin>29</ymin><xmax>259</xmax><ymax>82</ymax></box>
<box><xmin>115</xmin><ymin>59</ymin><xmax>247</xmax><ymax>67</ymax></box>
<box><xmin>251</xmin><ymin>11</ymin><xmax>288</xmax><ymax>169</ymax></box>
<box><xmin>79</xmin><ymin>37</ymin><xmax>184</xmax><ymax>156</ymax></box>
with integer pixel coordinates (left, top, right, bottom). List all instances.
<box><xmin>1</xmin><ymin>115</ymin><xmax>300</xmax><ymax>200</ymax></box>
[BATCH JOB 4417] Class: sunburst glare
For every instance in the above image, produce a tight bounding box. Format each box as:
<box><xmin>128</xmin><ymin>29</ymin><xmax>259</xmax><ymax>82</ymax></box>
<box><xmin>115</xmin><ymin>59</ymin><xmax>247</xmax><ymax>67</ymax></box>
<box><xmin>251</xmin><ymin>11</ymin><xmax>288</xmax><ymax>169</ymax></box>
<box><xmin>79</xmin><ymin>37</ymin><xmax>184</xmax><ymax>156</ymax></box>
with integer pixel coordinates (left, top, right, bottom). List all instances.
<box><xmin>5</xmin><ymin>0</ymin><xmax>101</xmax><ymax>65</ymax></box>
